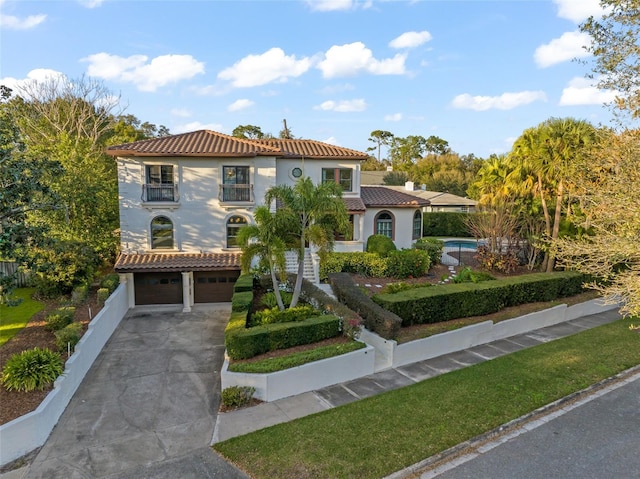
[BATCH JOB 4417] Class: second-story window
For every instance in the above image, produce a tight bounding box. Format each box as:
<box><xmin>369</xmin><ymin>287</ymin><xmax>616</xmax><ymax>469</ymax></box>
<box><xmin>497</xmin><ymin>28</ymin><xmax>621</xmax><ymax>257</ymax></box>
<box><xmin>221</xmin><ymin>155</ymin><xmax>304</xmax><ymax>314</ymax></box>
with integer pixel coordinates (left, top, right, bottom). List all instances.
<box><xmin>322</xmin><ymin>168</ymin><xmax>352</xmax><ymax>192</ymax></box>
<box><xmin>222</xmin><ymin>166</ymin><xmax>251</xmax><ymax>202</ymax></box>
<box><xmin>145</xmin><ymin>165</ymin><xmax>175</xmax><ymax>201</ymax></box>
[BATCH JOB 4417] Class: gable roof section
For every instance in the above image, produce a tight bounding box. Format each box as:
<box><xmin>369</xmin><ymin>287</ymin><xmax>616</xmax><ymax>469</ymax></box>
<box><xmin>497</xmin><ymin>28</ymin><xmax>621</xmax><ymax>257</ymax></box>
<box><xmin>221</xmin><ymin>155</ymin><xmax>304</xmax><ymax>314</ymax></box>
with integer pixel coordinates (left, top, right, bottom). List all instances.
<box><xmin>383</xmin><ymin>186</ymin><xmax>477</xmax><ymax>206</ymax></box>
<box><xmin>106</xmin><ymin>130</ymin><xmax>368</xmax><ymax>160</ymax></box>
<box><xmin>361</xmin><ymin>186</ymin><xmax>429</xmax><ymax>208</ymax></box>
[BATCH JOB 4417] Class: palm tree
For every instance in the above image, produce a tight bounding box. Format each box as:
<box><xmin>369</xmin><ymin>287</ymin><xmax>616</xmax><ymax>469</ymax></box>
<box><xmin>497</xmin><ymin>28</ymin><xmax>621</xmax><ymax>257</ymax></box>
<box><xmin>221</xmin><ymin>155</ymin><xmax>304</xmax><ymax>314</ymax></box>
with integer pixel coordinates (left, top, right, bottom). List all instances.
<box><xmin>512</xmin><ymin>118</ymin><xmax>597</xmax><ymax>272</ymax></box>
<box><xmin>236</xmin><ymin>206</ymin><xmax>288</xmax><ymax>310</ymax></box>
<box><xmin>265</xmin><ymin>177</ymin><xmax>349</xmax><ymax>308</ymax></box>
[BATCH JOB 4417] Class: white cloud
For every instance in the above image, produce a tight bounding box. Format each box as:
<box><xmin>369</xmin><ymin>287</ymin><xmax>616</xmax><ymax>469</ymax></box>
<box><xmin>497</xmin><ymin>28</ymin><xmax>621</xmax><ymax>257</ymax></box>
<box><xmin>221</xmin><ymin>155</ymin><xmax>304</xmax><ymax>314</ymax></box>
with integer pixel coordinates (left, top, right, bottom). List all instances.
<box><xmin>0</xmin><ymin>68</ymin><xmax>66</xmax><ymax>92</ymax></box>
<box><xmin>228</xmin><ymin>99</ymin><xmax>255</xmax><ymax>112</ymax></box>
<box><xmin>534</xmin><ymin>31</ymin><xmax>591</xmax><ymax>68</ymax></box>
<box><xmin>307</xmin><ymin>0</ymin><xmax>353</xmax><ymax>11</ymax></box>
<box><xmin>218</xmin><ymin>48</ymin><xmax>312</xmax><ymax>88</ymax></box>
<box><xmin>553</xmin><ymin>0</ymin><xmax>605</xmax><ymax>23</ymax></box>
<box><xmin>389</xmin><ymin>31</ymin><xmax>432</xmax><ymax>49</ymax></box>
<box><xmin>173</xmin><ymin>121</ymin><xmax>224</xmax><ymax>134</ymax></box>
<box><xmin>77</xmin><ymin>0</ymin><xmax>104</xmax><ymax>8</ymax></box>
<box><xmin>323</xmin><ymin>136</ymin><xmax>340</xmax><ymax>145</ymax></box>
<box><xmin>559</xmin><ymin>76</ymin><xmax>619</xmax><ymax>105</ymax></box>
<box><xmin>83</xmin><ymin>53</ymin><xmax>205</xmax><ymax>91</ymax></box>
<box><xmin>317</xmin><ymin>42</ymin><xmax>407</xmax><ymax>78</ymax></box>
<box><xmin>385</xmin><ymin>113</ymin><xmax>403</xmax><ymax>121</ymax></box>
<box><xmin>0</xmin><ymin>5</ymin><xmax>46</xmax><ymax>30</ymax></box>
<box><xmin>171</xmin><ymin>108</ymin><xmax>191</xmax><ymax>117</ymax></box>
<box><xmin>451</xmin><ymin>91</ymin><xmax>547</xmax><ymax>111</ymax></box>
<box><xmin>314</xmin><ymin>99</ymin><xmax>367</xmax><ymax>112</ymax></box>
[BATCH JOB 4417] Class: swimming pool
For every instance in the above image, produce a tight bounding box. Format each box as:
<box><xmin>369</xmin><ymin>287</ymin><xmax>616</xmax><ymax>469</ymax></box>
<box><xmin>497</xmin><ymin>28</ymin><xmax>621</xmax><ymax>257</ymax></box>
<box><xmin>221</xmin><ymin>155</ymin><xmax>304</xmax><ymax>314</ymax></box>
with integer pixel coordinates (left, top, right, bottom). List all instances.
<box><xmin>443</xmin><ymin>240</ymin><xmax>479</xmax><ymax>250</ymax></box>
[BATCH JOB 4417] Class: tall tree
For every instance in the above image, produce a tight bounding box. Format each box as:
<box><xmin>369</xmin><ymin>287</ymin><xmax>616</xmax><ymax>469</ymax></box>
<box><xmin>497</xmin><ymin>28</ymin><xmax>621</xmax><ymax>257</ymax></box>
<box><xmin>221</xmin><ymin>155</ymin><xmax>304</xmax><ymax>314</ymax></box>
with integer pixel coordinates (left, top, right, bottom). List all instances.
<box><xmin>264</xmin><ymin>177</ymin><xmax>349</xmax><ymax>308</ymax></box>
<box><xmin>424</xmin><ymin>135</ymin><xmax>451</xmax><ymax>155</ymax></box>
<box><xmin>367</xmin><ymin>130</ymin><xmax>394</xmax><ymax>163</ymax></box>
<box><xmin>237</xmin><ymin>206</ymin><xmax>288</xmax><ymax>310</ymax></box>
<box><xmin>388</xmin><ymin>135</ymin><xmax>426</xmax><ymax>170</ymax></box>
<box><xmin>553</xmin><ymin>128</ymin><xmax>640</xmax><ymax>316</ymax></box>
<box><xmin>581</xmin><ymin>0</ymin><xmax>640</xmax><ymax>121</ymax></box>
<box><xmin>232</xmin><ymin>124</ymin><xmax>266</xmax><ymax>139</ymax></box>
<box><xmin>511</xmin><ymin>118</ymin><xmax>597</xmax><ymax>271</ymax></box>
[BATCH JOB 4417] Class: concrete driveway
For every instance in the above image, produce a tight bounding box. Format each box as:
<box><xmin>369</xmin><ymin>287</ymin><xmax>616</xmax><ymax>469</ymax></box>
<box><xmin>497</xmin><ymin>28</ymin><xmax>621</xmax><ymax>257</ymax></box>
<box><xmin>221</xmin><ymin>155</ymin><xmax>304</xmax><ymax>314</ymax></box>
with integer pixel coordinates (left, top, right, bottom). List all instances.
<box><xmin>23</xmin><ymin>304</ymin><xmax>248</xmax><ymax>479</ymax></box>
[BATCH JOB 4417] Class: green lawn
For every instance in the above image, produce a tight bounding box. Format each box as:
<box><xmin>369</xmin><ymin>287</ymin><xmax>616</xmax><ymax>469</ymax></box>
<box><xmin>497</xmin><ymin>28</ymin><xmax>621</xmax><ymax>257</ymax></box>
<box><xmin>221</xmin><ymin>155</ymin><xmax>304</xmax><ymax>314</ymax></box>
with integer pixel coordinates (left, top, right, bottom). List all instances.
<box><xmin>0</xmin><ymin>288</ymin><xmax>45</xmax><ymax>347</ymax></box>
<box><xmin>214</xmin><ymin>318</ymin><xmax>640</xmax><ymax>479</ymax></box>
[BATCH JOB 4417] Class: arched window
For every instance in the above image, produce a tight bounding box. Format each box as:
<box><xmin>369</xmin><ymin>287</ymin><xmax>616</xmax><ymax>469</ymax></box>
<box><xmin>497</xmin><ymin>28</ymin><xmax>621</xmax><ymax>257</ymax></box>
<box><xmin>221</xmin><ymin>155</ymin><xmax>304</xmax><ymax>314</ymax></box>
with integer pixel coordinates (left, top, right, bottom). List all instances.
<box><xmin>227</xmin><ymin>215</ymin><xmax>247</xmax><ymax>248</ymax></box>
<box><xmin>412</xmin><ymin>210</ymin><xmax>422</xmax><ymax>240</ymax></box>
<box><xmin>151</xmin><ymin>216</ymin><xmax>173</xmax><ymax>249</ymax></box>
<box><xmin>375</xmin><ymin>211</ymin><xmax>394</xmax><ymax>239</ymax></box>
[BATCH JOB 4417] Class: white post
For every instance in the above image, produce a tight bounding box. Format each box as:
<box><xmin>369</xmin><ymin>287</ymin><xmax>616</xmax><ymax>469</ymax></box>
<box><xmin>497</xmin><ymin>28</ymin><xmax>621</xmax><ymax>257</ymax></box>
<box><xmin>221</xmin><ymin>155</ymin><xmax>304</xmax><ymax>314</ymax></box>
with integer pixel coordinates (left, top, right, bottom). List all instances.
<box><xmin>181</xmin><ymin>271</ymin><xmax>192</xmax><ymax>312</ymax></box>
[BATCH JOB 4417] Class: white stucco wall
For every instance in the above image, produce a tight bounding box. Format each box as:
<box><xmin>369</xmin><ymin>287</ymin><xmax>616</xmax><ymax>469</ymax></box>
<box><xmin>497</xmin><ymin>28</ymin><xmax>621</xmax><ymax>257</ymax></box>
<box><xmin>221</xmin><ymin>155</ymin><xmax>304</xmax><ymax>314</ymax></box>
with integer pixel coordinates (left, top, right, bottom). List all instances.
<box><xmin>117</xmin><ymin>156</ymin><xmax>277</xmax><ymax>253</ymax></box>
<box><xmin>362</xmin><ymin>207</ymin><xmax>422</xmax><ymax>250</ymax></box>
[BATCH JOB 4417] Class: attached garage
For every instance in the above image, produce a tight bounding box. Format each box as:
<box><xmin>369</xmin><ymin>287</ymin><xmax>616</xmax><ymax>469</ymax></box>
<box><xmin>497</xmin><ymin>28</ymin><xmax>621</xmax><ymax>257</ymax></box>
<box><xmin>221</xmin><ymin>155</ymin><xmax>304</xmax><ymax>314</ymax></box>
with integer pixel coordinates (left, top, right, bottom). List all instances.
<box><xmin>194</xmin><ymin>270</ymin><xmax>240</xmax><ymax>303</ymax></box>
<box><xmin>115</xmin><ymin>252</ymin><xmax>242</xmax><ymax>309</ymax></box>
<box><xmin>133</xmin><ymin>272</ymin><xmax>183</xmax><ymax>305</ymax></box>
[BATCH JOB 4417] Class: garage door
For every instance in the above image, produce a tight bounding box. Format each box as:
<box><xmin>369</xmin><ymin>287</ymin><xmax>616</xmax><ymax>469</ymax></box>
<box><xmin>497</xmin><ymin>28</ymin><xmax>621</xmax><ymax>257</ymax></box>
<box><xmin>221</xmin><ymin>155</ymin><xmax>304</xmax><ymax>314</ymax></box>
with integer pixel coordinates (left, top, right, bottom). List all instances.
<box><xmin>134</xmin><ymin>272</ymin><xmax>183</xmax><ymax>305</ymax></box>
<box><xmin>194</xmin><ymin>270</ymin><xmax>240</xmax><ymax>303</ymax></box>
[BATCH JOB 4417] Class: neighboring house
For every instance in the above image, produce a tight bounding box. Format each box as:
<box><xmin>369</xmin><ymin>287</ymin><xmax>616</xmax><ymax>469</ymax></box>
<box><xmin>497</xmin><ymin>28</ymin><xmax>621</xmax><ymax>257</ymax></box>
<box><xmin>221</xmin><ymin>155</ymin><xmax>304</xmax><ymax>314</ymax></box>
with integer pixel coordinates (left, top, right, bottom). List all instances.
<box><xmin>379</xmin><ymin>183</ymin><xmax>478</xmax><ymax>213</ymax></box>
<box><xmin>108</xmin><ymin>129</ymin><xmax>427</xmax><ymax>310</ymax></box>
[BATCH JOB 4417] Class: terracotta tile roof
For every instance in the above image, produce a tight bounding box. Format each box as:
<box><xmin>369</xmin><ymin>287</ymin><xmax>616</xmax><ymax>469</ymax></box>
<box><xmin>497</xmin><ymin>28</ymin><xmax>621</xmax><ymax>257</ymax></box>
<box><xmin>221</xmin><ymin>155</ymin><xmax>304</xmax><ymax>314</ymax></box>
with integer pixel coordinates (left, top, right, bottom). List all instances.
<box><xmin>106</xmin><ymin>130</ymin><xmax>368</xmax><ymax>160</ymax></box>
<box><xmin>114</xmin><ymin>252</ymin><xmax>241</xmax><ymax>273</ymax></box>
<box><xmin>343</xmin><ymin>197</ymin><xmax>366</xmax><ymax>212</ymax></box>
<box><xmin>360</xmin><ymin>186</ymin><xmax>430</xmax><ymax>208</ymax></box>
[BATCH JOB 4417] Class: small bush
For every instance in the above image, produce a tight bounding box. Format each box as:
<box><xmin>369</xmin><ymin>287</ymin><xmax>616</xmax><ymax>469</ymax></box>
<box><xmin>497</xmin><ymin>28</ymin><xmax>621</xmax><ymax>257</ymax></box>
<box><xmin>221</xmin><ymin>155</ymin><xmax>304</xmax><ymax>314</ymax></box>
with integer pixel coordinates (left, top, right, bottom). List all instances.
<box><xmin>366</xmin><ymin>234</ymin><xmax>397</xmax><ymax>257</ymax></box>
<box><xmin>100</xmin><ymin>274</ymin><xmax>120</xmax><ymax>293</ymax></box>
<box><xmin>1</xmin><ymin>347</ymin><xmax>64</xmax><ymax>392</ymax></box>
<box><xmin>71</xmin><ymin>283</ymin><xmax>89</xmax><ymax>305</ymax></box>
<box><xmin>382</xmin><ymin>282</ymin><xmax>433</xmax><ymax>294</ymax></box>
<box><xmin>452</xmin><ymin>267</ymin><xmax>496</xmax><ymax>284</ymax></box>
<box><xmin>55</xmin><ymin>322</ymin><xmax>84</xmax><ymax>353</ymax></box>
<box><xmin>221</xmin><ymin>386</ymin><xmax>256</xmax><ymax>409</ymax></box>
<box><xmin>234</xmin><ymin>274</ymin><xmax>255</xmax><ymax>293</ymax></box>
<box><xmin>385</xmin><ymin>249</ymin><xmax>431</xmax><ymax>279</ymax></box>
<box><xmin>45</xmin><ymin>306</ymin><xmax>76</xmax><ymax>331</ymax></box>
<box><xmin>260</xmin><ymin>291</ymin><xmax>293</xmax><ymax>309</ymax></box>
<box><xmin>413</xmin><ymin>238</ymin><xmax>444</xmax><ymax>265</ymax></box>
<box><xmin>475</xmin><ymin>246</ymin><xmax>519</xmax><ymax>274</ymax></box>
<box><xmin>320</xmin><ymin>252</ymin><xmax>388</xmax><ymax>280</ymax></box>
<box><xmin>254</xmin><ymin>305</ymin><xmax>318</xmax><ymax>325</ymax></box>
<box><xmin>97</xmin><ymin>288</ymin><xmax>110</xmax><ymax>305</ymax></box>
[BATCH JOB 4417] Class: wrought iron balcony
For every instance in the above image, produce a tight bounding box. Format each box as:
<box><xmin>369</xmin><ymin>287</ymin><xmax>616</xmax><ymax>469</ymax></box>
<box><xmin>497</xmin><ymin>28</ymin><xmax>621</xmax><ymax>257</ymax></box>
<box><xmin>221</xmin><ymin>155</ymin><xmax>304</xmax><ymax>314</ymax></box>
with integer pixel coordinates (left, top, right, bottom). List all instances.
<box><xmin>219</xmin><ymin>184</ymin><xmax>254</xmax><ymax>203</ymax></box>
<box><xmin>142</xmin><ymin>184</ymin><xmax>179</xmax><ymax>202</ymax></box>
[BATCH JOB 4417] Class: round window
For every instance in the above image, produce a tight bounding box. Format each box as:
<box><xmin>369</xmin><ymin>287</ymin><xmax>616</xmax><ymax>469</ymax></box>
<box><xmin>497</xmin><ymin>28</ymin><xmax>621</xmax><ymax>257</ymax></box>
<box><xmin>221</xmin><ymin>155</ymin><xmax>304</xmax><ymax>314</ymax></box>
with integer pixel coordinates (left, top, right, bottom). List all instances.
<box><xmin>291</xmin><ymin>167</ymin><xmax>303</xmax><ymax>178</ymax></box>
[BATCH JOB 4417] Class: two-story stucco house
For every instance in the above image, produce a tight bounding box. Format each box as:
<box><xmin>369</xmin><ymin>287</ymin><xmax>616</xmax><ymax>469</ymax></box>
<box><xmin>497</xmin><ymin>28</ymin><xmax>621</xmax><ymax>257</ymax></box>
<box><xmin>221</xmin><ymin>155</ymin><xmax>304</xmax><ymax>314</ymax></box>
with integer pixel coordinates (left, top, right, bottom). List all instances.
<box><xmin>107</xmin><ymin>130</ymin><xmax>427</xmax><ymax>311</ymax></box>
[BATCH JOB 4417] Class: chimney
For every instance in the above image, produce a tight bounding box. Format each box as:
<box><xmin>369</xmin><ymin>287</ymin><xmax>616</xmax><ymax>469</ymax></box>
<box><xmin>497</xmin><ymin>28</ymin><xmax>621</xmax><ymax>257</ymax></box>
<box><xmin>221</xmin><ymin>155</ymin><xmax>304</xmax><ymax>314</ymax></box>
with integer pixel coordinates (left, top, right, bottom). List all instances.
<box><xmin>405</xmin><ymin>181</ymin><xmax>414</xmax><ymax>191</ymax></box>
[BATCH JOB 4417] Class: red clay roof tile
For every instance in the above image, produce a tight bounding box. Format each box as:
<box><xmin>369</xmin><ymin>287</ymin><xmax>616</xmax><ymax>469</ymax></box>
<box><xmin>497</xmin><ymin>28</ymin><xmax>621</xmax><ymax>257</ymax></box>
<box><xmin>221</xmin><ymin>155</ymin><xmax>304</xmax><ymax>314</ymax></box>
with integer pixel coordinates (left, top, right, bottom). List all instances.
<box><xmin>114</xmin><ymin>253</ymin><xmax>241</xmax><ymax>273</ymax></box>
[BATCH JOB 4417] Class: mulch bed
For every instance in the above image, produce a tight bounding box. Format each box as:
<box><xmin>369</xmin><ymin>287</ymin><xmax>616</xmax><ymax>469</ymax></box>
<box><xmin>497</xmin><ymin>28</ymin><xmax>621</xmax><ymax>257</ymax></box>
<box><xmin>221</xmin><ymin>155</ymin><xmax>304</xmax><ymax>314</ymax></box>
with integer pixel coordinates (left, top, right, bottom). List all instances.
<box><xmin>0</xmin><ymin>289</ymin><xmax>102</xmax><ymax>425</ymax></box>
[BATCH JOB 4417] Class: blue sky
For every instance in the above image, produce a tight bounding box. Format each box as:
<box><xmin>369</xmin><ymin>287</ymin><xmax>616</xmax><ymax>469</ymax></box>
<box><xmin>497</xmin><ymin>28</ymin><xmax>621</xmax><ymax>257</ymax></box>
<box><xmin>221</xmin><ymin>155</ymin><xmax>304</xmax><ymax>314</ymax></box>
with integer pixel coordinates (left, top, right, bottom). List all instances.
<box><xmin>0</xmin><ymin>0</ymin><xmax>615</xmax><ymax>158</ymax></box>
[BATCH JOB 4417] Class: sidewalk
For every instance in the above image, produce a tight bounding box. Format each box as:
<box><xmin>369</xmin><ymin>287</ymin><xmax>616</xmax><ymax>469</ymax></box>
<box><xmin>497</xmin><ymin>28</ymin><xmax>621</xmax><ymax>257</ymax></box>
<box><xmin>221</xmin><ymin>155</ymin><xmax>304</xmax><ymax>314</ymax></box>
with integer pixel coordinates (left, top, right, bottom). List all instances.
<box><xmin>212</xmin><ymin>308</ymin><xmax>622</xmax><ymax>444</ymax></box>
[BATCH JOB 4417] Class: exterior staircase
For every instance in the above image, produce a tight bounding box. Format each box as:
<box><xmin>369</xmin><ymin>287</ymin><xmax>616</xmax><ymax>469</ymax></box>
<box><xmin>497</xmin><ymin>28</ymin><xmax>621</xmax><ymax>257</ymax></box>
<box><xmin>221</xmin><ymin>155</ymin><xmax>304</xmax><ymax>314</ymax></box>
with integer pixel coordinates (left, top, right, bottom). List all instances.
<box><xmin>284</xmin><ymin>250</ymin><xmax>318</xmax><ymax>284</ymax></box>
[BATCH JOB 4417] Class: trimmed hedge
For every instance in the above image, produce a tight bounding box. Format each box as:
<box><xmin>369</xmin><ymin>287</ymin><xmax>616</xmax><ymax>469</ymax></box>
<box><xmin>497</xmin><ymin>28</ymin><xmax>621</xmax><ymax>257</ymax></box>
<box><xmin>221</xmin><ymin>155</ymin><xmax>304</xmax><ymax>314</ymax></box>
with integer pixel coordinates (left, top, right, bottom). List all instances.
<box><xmin>328</xmin><ymin>273</ymin><xmax>402</xmax><ymax>340</ymax></box>
<box><xmin>423</xmin><ymin>212</ymin><xmax>475</xmax><ymax>237</ymax></box>
<box><xmin>232</xmin><ymin>291</ymin><xmax>254</xmax><ymax>312</ymax></box>
<box><xmin>373</xmin><ymin>271</ymin><xmax>587</xmax><ymax>326</ymax></box>
<box><xmin>366</xmin><ymin>234</ymin><xmax>397</xmax><ymax>257</ymax></box>
<box><xmin>385</xmin><ymin>249</ymin><xmax>431</xmax><ymax>279</ymax></box>
<box><xmin>320</xmin><ymin>252</ymin><xmax>388</xmax><ymax>280</ymax></box>
<box><xmin>234</xmin><ymin>274</ymin><xmax>254</xmax><ymax>293</ymax></box>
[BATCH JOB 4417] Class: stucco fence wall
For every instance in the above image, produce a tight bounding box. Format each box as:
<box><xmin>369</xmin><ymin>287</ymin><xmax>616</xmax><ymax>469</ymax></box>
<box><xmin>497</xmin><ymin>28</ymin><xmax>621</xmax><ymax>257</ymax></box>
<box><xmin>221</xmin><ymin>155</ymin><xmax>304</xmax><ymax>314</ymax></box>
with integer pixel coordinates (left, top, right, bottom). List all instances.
<box><xmin>0</xmin><ymin>283</ymin><xmax>130</xmax><ymax>467</ymax></box>
<box><xmin>221</xmin><ymin>298</ymin><xmax>620</xmax><ymax>402</ymax></box>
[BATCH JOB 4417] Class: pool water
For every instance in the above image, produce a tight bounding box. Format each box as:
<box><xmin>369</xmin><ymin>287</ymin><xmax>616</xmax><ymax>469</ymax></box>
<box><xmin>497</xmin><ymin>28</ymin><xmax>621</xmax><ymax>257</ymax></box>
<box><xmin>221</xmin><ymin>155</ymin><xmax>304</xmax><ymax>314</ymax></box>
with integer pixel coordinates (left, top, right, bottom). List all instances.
<box><xmin>443</xmin><ymin>240</ymin><xmax>479</xmax><ymax>250</ymax></box>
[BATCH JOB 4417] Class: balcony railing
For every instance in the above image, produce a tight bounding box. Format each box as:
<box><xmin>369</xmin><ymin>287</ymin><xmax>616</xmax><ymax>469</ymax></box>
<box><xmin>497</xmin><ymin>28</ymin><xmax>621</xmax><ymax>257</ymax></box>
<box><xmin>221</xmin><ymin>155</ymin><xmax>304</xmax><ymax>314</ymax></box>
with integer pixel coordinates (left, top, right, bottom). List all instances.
<box><xmin>142</xmin><ymin>184</ymin><xmax>179</xmax><ymax>202</ymax></box>
<box><xmin>219</xmin><ymin>184</ymin><xmax>254</xmax><ymax>202</ymax></box>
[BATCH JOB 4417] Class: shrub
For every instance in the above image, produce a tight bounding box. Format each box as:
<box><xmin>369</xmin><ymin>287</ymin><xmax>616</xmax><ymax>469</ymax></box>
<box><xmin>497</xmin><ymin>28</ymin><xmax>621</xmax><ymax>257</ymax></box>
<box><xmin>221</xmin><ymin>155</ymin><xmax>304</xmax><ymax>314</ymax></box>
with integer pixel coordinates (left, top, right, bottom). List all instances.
<box><xmin>45</xmin><ymin>306</ymin><xmax>76</xmax><ymax>331</ymax></box>
<box><xmin>328</xmin><ymin>273</ymin><xmax>402</xmax><ymax>339</ymax></box>
<box><xmin>234</xmin><ymin>274</ymin><xmax>254</xmax><ymax>293</ymax></box>
<box><xmin>422</xmin><ymin>212</ymin><xmax>474</xmax><ymax>237</ymax></box>
<box><xmin>366</xmin><ymin>234</ymin><xmax>397</xmax><ymax>257</ymax></box>
<box><xmin>413</xmin><ymin>238</ymin><xmax>444</xmax><ymax>265</ymax></box>
<box><xmin>97</xmin><ymin>288</ymin><xmax>110</xmax><ymax>305</ymax></box>
<box><xmin>71</xmin><ymin>283</ymin><xmax>89</xmax><ymax>305</ymax></box>
<box><xmin>55</xmin><ymin>322</ymin><xmax>84</xmax><ymax>353</ymax></box>
<box><xmin>320</xmin><ymin>252</ymin><xmax>388</xmax><ymax>280</ymax></box>
<box><xmin>1</xmin><ymin>347</ymin><xmax>64</xmax><ymax>392</ymax></box>
<box><xmin>382</xmin><ymin>282</ymin><xmax>433</xmax><ymax>294</ymax></box>
<box><xmin>100</xmin><ymin>274</ymin><xmax>120</xmax><ymax>293</ymax></box>
<box><xmin>385</xmin><ymin>249</ymin><xmax>431</xmax><ymax>279</ymax></box>
<box><xmin>254</xmin><ymin>305</ymin><xmax>318</xmax><ymax>325</ymax></box>
<box><xmin>475</xmin><ymin>246</ymin><xmax>519</xmax><ymax>274</ymax></box>
<box><xmin>260</xmin><ymin>291</ymin><xmax>293</xmax><ymax>309</ymax></box>
<box><xmin>232</xmin><ymin>291</ymin><xmax>253</xmax><ymax>312</ymax></box>
<box><xmin>452</xmin><ymin>267</ymin><xmax>496</xmax><ymax>284</ymax></box>
<box><xmin>221</xmin><ymin>386</ymin><xmax>256</xmax><ymax>409</ymax></box>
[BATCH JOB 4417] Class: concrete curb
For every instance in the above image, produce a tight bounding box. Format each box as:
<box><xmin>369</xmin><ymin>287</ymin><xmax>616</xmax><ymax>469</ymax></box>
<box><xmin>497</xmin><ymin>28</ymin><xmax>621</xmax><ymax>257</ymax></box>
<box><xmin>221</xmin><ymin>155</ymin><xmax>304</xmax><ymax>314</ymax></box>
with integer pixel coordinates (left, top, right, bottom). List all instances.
<box><xmin>384</xmin><ymin>364</ymin><xmax>640</xmax><ymax>479</ymax></box>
